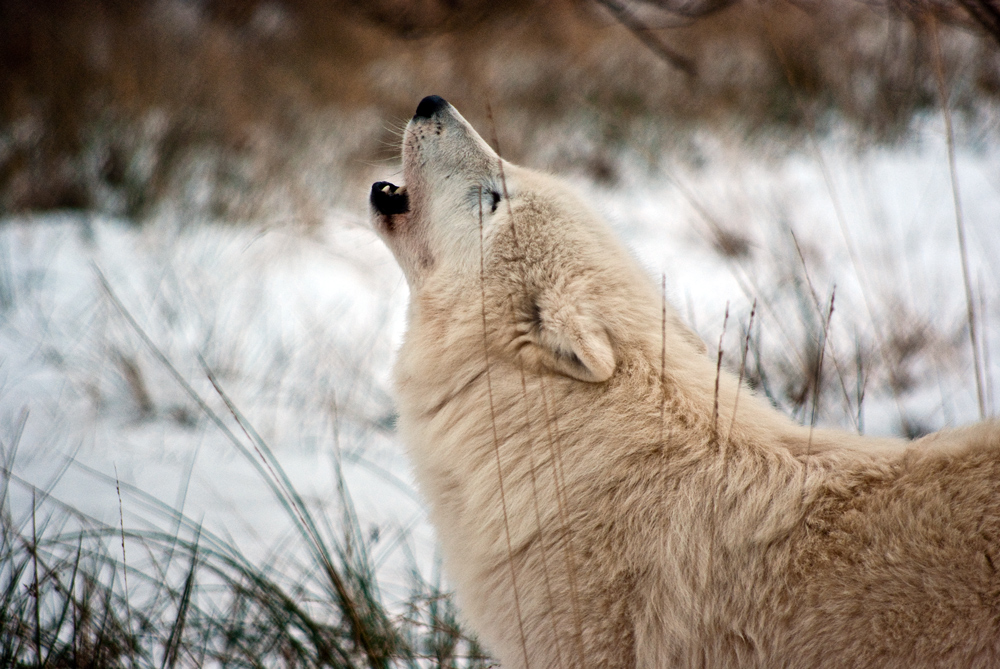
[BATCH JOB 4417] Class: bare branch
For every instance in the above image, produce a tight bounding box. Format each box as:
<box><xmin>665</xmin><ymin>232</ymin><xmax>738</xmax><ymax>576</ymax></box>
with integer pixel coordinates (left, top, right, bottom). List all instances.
<box><xmin>594</xmin><ymin>0</ymin><xmax>698</xmax><ymax>76</ymax></box>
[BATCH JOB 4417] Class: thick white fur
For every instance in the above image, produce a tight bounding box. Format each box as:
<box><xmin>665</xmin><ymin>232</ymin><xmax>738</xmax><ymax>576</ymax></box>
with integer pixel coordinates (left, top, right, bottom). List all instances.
<box><xmin>372</xmin><ymin>99</ymin><xmax>1000</xmax><ymax>668</ymax></box>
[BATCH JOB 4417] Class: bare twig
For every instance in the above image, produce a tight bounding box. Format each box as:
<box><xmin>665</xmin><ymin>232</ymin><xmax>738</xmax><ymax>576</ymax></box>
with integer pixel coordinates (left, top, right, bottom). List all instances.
<box><xmin>594</xmin><ymin>0</ymin><xmax>698</xmax><ymax>76</ymax></box>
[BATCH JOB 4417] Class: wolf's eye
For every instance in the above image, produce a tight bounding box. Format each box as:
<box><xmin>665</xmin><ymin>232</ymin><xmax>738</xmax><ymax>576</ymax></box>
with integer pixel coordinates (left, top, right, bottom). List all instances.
<box><xmin>489</xmin><ymin>190</ymin><xmax>501</xmax><ymax>213</ymax></box>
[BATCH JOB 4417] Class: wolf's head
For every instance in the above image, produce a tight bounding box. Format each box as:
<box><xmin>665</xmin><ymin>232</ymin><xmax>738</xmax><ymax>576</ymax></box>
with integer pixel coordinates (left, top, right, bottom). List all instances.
<box><xmin>372</xmin><ymin>96</ymin><xmax>701</xmax><ymax>386</ymax></box>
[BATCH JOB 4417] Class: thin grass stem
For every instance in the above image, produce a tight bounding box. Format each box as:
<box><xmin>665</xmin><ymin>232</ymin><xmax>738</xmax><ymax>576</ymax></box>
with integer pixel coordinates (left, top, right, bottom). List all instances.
<box><xmin>477</xmin><ymin>185</ymin><xmax>531</xmax><ymax>668</ymax></box>
<box><xmin>930</xmin><ymin>14</ymin><xmax>986</xmax><ymax>419</ymax></box>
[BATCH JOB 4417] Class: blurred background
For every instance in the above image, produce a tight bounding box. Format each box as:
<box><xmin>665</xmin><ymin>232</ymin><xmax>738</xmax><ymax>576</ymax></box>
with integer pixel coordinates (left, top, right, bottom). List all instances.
<box><xmin>1</xmin><ymin>0</ymin><xmax>999</xmax><ymax>221</ymax></box>
<box><xmin>1</xmin><ymin>1</ymin><xmax>999</xmax><ymax>666</ymax></box>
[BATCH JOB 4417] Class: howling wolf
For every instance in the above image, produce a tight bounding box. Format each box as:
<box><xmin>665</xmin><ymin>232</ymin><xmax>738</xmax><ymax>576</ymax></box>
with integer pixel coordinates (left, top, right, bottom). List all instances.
<box><xmin>371</xmin><ymin>95</ymin><xmax>1000</xmax><ymax>668</ymax></box>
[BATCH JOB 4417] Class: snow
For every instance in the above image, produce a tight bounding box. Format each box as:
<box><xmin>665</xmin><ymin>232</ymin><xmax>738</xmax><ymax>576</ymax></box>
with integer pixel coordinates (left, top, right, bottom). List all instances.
<box><xmin>1</xmin><ymin>116</ymin><xmax>998</xmax><ymax>608</ymax></box>
<box><xmin>602</xmin><ymin>119</ymin><xmax>1000</xmax><ymax>431</ymax></box>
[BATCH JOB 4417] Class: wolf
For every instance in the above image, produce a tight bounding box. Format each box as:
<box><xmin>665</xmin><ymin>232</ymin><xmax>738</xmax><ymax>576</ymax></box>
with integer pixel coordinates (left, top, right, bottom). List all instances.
<box><xmin>370</xmin><ymin>95</ymin><xmax>1000</xmax><ymax>668</ymax></box>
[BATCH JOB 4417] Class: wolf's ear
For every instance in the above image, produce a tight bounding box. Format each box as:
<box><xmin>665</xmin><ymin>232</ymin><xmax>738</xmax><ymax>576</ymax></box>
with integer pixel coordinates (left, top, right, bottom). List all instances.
<box><xmin>532</xmin><ymin>300</ymin><xmax>616</xmax><ymax>383</ymax></box>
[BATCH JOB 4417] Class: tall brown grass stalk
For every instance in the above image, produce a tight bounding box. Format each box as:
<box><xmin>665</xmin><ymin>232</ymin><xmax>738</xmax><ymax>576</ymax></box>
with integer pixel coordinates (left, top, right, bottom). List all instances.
<box><xmin>478</xmin><ymin>186</ymin><xmax>531</xmax><ymax>668</ymax></box>
<box><xmin>929</xmin><ymin>14</ymin><xmax>987</xmax><ymax>420</ymax></box>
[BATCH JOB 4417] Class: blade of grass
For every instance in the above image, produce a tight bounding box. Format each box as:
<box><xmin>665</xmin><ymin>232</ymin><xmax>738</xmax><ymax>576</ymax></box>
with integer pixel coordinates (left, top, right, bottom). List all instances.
<box><xmin>114</xmin><ymin>464</ymin><xmax>133</xmax><ymax>653</ymax></box>
<box><xmin>40</xmin><ymin>536</ymin><xmax>84</xmax><ymax>669</ymax></box>
<box><xmin>197</xmin><ymin>358</ymin><xmax>394</xmax><ymax>667</ymax></box>
<box><xmin>0</xmin><ymin>409</ymin><xmax>29</xmax><ymax>522</ymax></box>
<box><xmin>726</xmin><ymin>299</ymin><xmax>757</xmax><ymax>444</ymax></box>
<box><xmin>94</xmin><ymin>265</ymin><xmax>389</xmax><ymax>663</ymax></box>
<box><xmin>712</xmin><ymin>302</ymin><xmax>729</xmax><ymax>445</ymax></box>
<box><xmin>162</xmin><ymin>524</ymin><xmax>200</xmax><ymax>669</ymax></box>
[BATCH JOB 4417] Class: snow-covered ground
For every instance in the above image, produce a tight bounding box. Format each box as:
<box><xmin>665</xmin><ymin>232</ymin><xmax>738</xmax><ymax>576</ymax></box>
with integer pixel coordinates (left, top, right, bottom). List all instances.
<box><xmin>1</xmin><ymin>116</ymin><xmax>998</xmax><ymax>608</ymax></box>
<box><xmin>605</xmin><ymin>120</ymin><xmax>1000</xmax><ymax>433</ymax></box>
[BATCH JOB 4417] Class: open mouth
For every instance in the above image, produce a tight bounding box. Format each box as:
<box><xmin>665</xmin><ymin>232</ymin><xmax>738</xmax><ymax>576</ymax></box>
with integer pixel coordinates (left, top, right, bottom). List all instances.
<box><xmin>370</xmin><ymin>181</ymin><xmax>409</xmax><ymax>216</ymax></box>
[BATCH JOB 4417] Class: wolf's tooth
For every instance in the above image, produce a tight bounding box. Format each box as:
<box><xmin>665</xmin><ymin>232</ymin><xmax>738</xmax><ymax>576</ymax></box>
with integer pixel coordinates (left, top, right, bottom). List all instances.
<box><xmin>382</xmin><ymin>184</ymin><xmax>391</xmax><ymax>194</ymax></box>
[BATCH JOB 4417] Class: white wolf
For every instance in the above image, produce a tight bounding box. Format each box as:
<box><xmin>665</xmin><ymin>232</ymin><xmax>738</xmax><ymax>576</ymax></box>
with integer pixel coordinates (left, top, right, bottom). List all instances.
<box><xmin>371</xmin><ymin>95</ymin><xmax>1000</xmax><ymax>668</ymax></box>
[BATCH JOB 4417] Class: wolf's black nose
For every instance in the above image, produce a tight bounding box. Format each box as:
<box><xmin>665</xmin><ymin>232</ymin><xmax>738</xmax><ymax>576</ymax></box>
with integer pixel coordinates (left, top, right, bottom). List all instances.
<box><xmin>414</xmin><ymin>95</ymin><xmax>448</xmax><ymax>119</ymax></box>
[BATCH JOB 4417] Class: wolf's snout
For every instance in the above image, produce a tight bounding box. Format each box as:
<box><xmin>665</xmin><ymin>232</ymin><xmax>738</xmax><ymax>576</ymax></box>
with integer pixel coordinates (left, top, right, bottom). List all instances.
<box><xmin>414</xmin><ymin>95</ymin><xmax>448</xmax><ymax>119</ymax></box>
<box><xmin>370</xmin><ymin>181</ymin><xmax>409</xmax><ymax>217</ymax></box>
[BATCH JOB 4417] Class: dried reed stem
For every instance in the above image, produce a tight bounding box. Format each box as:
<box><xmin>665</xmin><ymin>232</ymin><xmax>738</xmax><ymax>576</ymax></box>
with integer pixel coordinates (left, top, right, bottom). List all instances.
<box><xmin>929</xmin><ymin>14</ymin><xmax>986</xmax><ymax>419</ymax></box>
<box><xmin>114</xmin><ymin>465</ymin><xmax>132</xmax><ymax>642</ymax></box>
<box><xmin>515</xmin><ymin>353</ymin><xmax>567</xmax><ymax>669</ymax></box>
<box><xmin>660</xmin><ymin>274</ymin><xmax>668</xmax><ymax>446</ymax></box>
<box><xmin>535</xmin><ymin>375</ymin><xmax>588</xmax><ymax>667</ymax></box>
<box><xmin>478</xmin><ymin>187</ymin><xmax>531</xmax><ymax>668</ymax></box>
<box><xmin>980</xmin><ymin>275</ymin><xmax>994</xmax><ymax>415</ymax></box>
<box><xmin>726</xmin><ymin>299</ymin><xmax>757</xmax><ymax>445</ymax></box>
<box><xmin>712</xmin><ymin>302</ymin><xmax>729</xmax><ymax>446</ymax></box>
<box><xmin>790</xmin><ymin>231</ymin><xmax>858</xmax><ymax>431</ymax></box>
<box><xmin>802</xmin><ymin>289</ymin><xmax>835</xmax><ymax>506</ymax></box>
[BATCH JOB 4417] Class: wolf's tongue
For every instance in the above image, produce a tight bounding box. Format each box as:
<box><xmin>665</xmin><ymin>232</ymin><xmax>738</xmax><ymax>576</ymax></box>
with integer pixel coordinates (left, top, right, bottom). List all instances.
<box><xmin>370</xmin><ymin>181</ymin><xmax>409</xmax><ymax>216</ymax></box>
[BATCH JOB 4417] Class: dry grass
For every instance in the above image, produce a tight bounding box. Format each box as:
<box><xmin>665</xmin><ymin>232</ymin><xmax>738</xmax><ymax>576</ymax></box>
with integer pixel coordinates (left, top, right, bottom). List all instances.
<box><xmin>0</xmin><ymin>261</ymin><xmax>493</xmax><ymax>667</ymax></box>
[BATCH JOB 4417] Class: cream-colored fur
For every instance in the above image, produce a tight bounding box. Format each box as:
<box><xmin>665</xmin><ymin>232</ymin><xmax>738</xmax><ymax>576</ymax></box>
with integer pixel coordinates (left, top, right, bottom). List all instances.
<box><xmin>371</xmin><ymin>96</ymin><xmax>1000</xmax><ymax>668</ymax></box>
